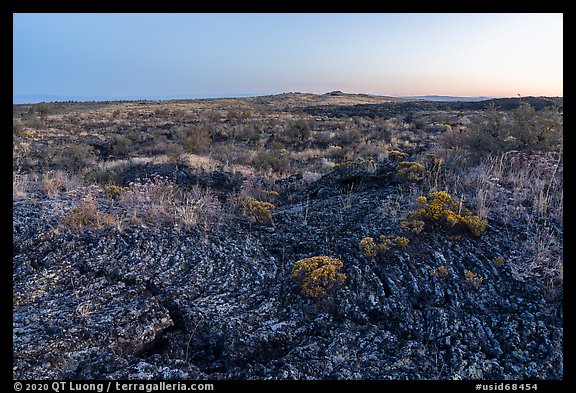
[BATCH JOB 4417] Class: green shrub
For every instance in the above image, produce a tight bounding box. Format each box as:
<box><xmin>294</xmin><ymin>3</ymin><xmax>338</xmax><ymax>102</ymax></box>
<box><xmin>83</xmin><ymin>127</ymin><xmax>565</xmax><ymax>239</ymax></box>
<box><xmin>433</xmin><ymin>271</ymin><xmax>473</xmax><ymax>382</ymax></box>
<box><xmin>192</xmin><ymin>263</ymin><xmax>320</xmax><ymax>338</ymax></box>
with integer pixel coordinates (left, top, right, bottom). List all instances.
<box><xmin>464</xmin><ymin>103</ymin><xmax>562</xmax><ymax>154</ymax></box>
<box><xmin>52</xmin><ymin>144</ymin><xmax>97</xmax><ymax>173</ymax></box>
<box><xmin>251</xmin><ymin>148</ymin><xmax>289</xmax><ymax>173</ymax></box>
<box><xmin>284</xmin><ymin>118</ymin><xmax>311</xmax><ymax>146</ymax></box>
<box><xmin>111</xmin><ymin>135</ymin><xmax>132</xmax><ymax>157</ymax></box>
<box><xmin>291</xmin><ymin>256</ymin><xmax>346</xmax><ymax>299</ymax></box>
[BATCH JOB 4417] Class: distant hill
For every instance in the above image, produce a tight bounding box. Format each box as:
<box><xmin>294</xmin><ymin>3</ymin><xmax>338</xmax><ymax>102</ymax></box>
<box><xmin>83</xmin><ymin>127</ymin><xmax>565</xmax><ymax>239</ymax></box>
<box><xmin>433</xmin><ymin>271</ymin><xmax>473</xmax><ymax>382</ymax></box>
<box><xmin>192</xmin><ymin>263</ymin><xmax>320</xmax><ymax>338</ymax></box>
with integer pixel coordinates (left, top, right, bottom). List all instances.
<box><xmin>402</xmin><ymin>95</ymin><xmax>494</xmax><ymax>102</ymax></box>
<box><xmin>14</xmin><ymin>92</ymin><xmax>562</xmax><ymax>113</ymax></box>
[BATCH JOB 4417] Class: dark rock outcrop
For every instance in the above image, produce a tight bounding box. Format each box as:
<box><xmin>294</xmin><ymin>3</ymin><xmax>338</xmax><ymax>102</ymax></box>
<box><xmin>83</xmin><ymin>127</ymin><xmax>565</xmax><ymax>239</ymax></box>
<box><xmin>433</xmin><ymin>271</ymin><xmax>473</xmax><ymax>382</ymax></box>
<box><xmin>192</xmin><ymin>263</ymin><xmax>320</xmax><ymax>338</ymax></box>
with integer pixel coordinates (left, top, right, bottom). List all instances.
<box><xmin>13</xmin><ymin>162</ymin><xmax>562</xmax><ymax>379</ymax></box>
<box><xmin>119</xmin><ymin>163</ymin><xmax>244</xmax><ymax>200</ymax></box>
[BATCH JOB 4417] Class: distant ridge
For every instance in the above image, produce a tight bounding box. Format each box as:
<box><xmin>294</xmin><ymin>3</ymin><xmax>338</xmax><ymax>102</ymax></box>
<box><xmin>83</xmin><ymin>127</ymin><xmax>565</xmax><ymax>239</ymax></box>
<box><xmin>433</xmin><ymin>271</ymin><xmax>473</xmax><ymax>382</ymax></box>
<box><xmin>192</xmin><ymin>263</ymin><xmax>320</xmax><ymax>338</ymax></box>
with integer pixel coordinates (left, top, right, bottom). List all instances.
<box><xmin>12</xmin><ymin>93</ymin><xmax>266</xmax><ymax>105</ymax></box>
<box><xmin>401</xmin><ymin>95</ymin><xmax>495</xmax><ymax>102</ymax></box>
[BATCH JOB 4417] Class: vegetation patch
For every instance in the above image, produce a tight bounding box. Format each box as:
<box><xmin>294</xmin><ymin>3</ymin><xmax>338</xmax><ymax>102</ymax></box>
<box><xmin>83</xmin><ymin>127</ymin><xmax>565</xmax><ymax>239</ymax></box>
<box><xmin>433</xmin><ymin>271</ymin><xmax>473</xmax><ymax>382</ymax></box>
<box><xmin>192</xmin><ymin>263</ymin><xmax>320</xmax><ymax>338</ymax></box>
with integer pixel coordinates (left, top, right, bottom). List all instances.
<box><xmin>291</xmin><ymin>256</ymin><xmax>346</xmax><ymax>299</ymax></box>
<box><xmin>406</xmin><ymin>191</ymin><xmax>487</xmax><ymax>238</ymax></box>
<box><xmin>359</xmin><ymin>235</ymin><xmax>410</xmax><ymax>257</ymax></box>
<box><xmin>241</xmin><ymin>197</ymin><xmax>276</xmax><ymax>224</ymax></box>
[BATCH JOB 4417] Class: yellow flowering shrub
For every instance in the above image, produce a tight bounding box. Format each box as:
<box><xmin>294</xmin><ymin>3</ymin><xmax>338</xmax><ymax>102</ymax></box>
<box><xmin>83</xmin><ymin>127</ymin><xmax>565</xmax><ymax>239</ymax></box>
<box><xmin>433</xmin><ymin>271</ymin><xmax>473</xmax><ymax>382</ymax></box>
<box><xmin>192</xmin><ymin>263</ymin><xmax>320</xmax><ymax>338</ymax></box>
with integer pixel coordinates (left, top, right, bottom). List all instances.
<box><xmin>464</xmin><ymin>270</ymin><xmax>484</xmax><ymax>288</ymax></box>
<box><xmin>389</xmin><ymin>150</ymin><xmax>407</xmax><ymax>160</ymax></box>
<box><xmin>359</xmin><ymin>235</ymin><xmax>408</xmax><ymax>257</ymax></box>
<box><xmin>241</xmin><ymin>196</ymin><xmax>276</xmax><ymax>224</ymax></box>
<box><xmin>377</xmin><ymin>236</ymin><xmax>393</xmax><ymax>253</ymax></box>
<box><xmin>105</xmin><ymin>185</ymin><xmax>124</xmax><ymax>198</ymax></box>
<box><xmin>409</xmin><ymin>191</ymin><xmax>487</xmax><ymax>238</ymax></box>
<box><xmin>359</xmin><ymin>237</ymin><xmax>378</xmax><ymax>257</ymax></box>
<box><xmin>459</xmin><ymin>215</ymin><xmax>488</xmax><ymax>238</ymax></box>
<box><xmin>400</xmin><ymin>219</ymin><xmax>425</xmax><ymax>235</ymax></box>
<box><xmin>394</xmin><ymin>236</ymin><xmax>410</xmax><ymax>248</ymax></box>
<box><xmin>397</xmin><ymin>161</ymin><xmax>425</xmax><ymax>182</ymax></box>
<box><xmin>291</xmin><ymin>256</ymin><xmax>347</xmax><ymax>299</ymax></box>
<box><xmin>430</xmin><ymin>265</ymin><xmax>450</xmax><ymax>278</ymax></box>
<box><xmin>262</xmin><ymin>190</ymin><xmax>280</xmax><ymax>197</ymax></box>
<box><xmin>333</xmin><ymin>161</ymin><xmax>356</xmax><ymax>169</ymax></box>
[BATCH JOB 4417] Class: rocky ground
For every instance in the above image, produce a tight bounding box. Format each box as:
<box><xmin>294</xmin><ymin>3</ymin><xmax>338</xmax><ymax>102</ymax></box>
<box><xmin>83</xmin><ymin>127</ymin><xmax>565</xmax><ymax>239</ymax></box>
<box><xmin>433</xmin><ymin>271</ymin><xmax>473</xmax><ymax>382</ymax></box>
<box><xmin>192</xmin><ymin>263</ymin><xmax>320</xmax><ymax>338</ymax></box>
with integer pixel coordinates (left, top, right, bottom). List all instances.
<box><xmin>13</xmin><ymin>162</ymin><xmax>563</xmax><ymax>380</ymax></box>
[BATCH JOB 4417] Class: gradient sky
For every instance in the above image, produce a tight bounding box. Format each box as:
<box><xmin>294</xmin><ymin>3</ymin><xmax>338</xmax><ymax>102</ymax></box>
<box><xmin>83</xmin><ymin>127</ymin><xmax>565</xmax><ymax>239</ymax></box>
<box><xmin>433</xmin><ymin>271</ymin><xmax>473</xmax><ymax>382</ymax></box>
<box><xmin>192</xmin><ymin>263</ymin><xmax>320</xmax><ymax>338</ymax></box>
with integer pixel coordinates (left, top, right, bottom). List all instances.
<box><xmin>13</xmin><ymin>13</ymin><xmax>563</xmax><ymax>101</ymax></box>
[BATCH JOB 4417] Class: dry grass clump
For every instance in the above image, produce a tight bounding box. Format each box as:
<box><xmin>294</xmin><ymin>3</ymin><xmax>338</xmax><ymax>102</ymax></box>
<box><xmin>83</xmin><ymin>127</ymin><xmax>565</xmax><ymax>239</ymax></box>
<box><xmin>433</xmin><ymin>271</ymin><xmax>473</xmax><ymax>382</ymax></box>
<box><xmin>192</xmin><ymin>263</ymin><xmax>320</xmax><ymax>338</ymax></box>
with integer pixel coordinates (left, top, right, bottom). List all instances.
<box><xmin>41</xmin><ymin>170</ymin><xmax>83</xmax><ymax>197</ymax></box>
<box><xmin>13</xmin><ymin>171</ymin><xmax>36</xmax><ymax>200</ymax></box>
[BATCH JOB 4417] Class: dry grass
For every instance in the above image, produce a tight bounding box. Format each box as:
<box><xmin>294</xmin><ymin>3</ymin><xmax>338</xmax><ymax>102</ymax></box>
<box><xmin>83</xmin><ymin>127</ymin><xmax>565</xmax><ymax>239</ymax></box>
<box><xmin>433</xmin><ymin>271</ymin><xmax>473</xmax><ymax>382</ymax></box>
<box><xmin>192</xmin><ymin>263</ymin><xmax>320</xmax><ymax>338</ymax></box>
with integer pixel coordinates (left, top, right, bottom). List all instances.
<box><xmin>509</xmin><ymin>222</ymin><xmax>562</xmax><ymax>299</ymax></box>
<box><xmin>175</xmin><ymin>185</ymin><xmax>223</xmax><ymax>230</ymax></box>
<box><xmin>41</xmin><ymin>170</ymin><xmax>83</xmax><ymax>197</ymax></box>
<box><xmin>422</xmin><ymin>148</ymin><xmax>563</xmax><ymax>294</ymax></box>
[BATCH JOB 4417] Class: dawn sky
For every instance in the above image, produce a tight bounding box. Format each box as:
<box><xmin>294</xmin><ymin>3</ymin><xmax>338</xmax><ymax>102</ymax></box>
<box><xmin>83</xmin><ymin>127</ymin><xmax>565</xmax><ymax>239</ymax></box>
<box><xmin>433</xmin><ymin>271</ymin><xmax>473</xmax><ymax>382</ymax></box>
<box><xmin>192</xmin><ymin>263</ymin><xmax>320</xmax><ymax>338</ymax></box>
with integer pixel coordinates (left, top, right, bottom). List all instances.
<box><xmin>13</xmin><ymin>13</ymin><xmax>563</xmax><ymax>102</ymax></box>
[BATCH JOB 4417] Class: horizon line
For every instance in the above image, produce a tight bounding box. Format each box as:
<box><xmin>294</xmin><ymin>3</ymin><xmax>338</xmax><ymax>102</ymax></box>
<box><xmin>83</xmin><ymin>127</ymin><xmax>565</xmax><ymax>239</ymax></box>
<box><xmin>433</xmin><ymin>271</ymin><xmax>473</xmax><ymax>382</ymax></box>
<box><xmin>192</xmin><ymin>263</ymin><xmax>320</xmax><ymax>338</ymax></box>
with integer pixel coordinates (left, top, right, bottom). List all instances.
<box><xmin>13</xmin><ymin>91</ymin><xmax>563</xmax><ymax>105</ymax></box>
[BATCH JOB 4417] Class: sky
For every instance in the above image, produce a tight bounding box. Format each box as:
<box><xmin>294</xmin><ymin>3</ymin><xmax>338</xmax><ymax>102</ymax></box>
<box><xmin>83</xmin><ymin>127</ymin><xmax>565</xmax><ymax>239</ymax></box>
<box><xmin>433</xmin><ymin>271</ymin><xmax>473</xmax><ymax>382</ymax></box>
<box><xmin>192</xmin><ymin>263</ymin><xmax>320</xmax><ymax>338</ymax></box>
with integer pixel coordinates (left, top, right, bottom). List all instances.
<box><xmin>13</xmin><ymin>13</ymin><xmax>563</xmax><ymax>103</ymax></box>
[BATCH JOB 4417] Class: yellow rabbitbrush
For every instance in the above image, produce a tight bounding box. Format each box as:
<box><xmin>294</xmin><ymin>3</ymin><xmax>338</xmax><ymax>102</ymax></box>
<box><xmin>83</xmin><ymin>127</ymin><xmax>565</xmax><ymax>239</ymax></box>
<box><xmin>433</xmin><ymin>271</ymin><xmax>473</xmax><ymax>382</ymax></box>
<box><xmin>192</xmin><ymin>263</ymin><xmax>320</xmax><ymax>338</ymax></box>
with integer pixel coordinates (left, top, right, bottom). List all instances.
<box><xmin>241</xmin><ymin>197</ymin><xmax>276</xmax><ymax>224</ymax></box>
<box><xmin>291</xmin><ymin>256</ymin><xmax>346</xmax><ymax>299</ymax></box>
<box><xmin>410</xmin><ymin>191</ymin><xmax>487</xmax><ymax>238</ymax></box>
<box><xmin>359</xmin><ymin>236</ymin><xmax>409</xmax><ymax>257</ymax></box>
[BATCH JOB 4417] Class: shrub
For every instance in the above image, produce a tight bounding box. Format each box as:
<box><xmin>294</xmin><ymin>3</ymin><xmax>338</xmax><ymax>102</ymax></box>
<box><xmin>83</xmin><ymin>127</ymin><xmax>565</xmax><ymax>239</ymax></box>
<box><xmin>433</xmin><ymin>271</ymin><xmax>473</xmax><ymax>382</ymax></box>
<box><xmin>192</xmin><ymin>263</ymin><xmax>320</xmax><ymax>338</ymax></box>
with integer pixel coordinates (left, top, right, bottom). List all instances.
<box><xmin>459</xmin><ymin>215</ymin><xmax>488</xmax><ymax>238</ymax></box>
<box><xmin>119</xmin><ymin>176</ymin><xmax>177</xmax><ymax>224</ymax></box>
<box><xmin>464</xmin><ymin>270</ymin><xmax>483</xmax><ymax>288</ymax></box>
<box><xmin>284</xmin><ymin>118</ymin><xmax>311</xmax><ymax>146</ymax></box>
<box><xmin>175</xmin><ymin>185</ymin><xmax>222</xmax><ymax>229</ymax></box>
<box><xmin>13</xmin><ymin>171</ymin><xmax>34</xmax><ymax>200</ymax></box>
<box><xmin>359</xmin><ymin>235</ymin><xmax>408</xmax><ymax>257</ymax></box>
<box><xmin>400</xmin><ymin>219</ymin><xmax>425</xmax><ymax>235</ymax></box>
<box><xmin>389</xmin><ymin>150</ymin><xmax>407</xmax><ymax>160</ymax></box>
<box><xmin>493</xmin><ymin>256</ymin><xmax>505</xmax><ymax>266</ymax></box>
<box><xmin>251</xmin><ymin>148</ymin><xmax>289</xmax><ymax>173</ymax></box>
<box><xmin>359</xmin><ymin>237</ymin><xmax>379</xmax><ymax>257</ymax></box>
<box><xmin>111</xmin><ymin>135</ymin><xmax>132</xmax><ymax>157</ymax></box>
<box><xmin>184</xmin><ymin>126</ymin><xmax>211</xmax><ymax>154</ymax></box>
<box><xmin>105</xmin><ymin>185</ymin><xmax>124</xmax><ymax>198</ymax></box>
<box><xmin>241</xmin><ymin>197</ymin><xmax>275</xmax><ymax>224</ymax></box>
<box><xmin>430</xmin><ymin>265</ymin><xmax>450</xmax><ymax>278</ymax></box>
<box><xmin>397</xmin><ymin>161</ymin><xmax>425</xmax><ymax>182</ymax></box>
<box><xmin>61</xmin><ymin>200</ymin><xmax>114</xmax><ymax>230</ymax></box>
<box><xmin>409</xmin><ymin>191</ymin><xmax>487</xmax><ymax>238</ymax></box>
<box><xmin>118</xmin><ymin>176</ymin><xmax>222</xmax><ymax>229</ymax></box>
<box><xmin>42</xmin><ymin>170</ymin><xmax>81</xmax><ymax>197</ymax></box>
<box><xmin>291</xmin><ymin>256</ymin><xmax>346</xmax><ymax>299</ymax></box>
<box><xmin>394</xmin><ymin>236</ymin><xmax>410</xmax><ymax>248</ymax></box>
<box><xmin>333</xmin><ymin>128</ymin><xmax>363</xmax><ymax>147</ymax></box>
<box><xmin>52</xmin><ymin>144</ymin><xmax>97</xmax><ymax>173</ymax></box>
<box><xmin>84</xmin><ymin>168</ymin><xmax>121</xmax><ymax>185</ymax></box>
<box><xmin>464</xmin><ymin>103</ymin><xmax>562</xmax><ymax>154</ymax></box>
